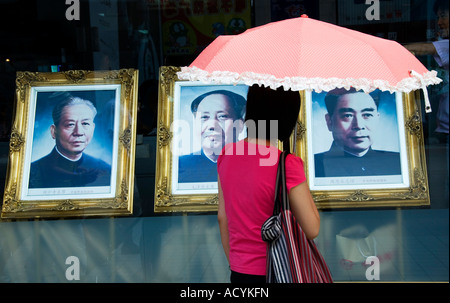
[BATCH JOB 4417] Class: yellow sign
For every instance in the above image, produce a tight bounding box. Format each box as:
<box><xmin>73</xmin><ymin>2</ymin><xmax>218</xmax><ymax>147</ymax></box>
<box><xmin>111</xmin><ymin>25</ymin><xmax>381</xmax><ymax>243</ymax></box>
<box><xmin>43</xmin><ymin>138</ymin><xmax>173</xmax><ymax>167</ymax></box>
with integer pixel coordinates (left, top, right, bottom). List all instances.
<box><xmin>160</xmin><ymin>0</ymin><xmax>251</xmax><ymax>56</ymax></box>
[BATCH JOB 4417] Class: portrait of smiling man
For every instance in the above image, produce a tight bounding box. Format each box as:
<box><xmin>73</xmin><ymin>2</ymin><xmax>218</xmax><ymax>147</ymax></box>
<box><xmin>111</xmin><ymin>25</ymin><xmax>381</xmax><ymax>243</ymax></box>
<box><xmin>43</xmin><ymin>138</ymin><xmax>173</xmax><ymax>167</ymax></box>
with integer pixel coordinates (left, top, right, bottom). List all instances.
<box><xmin>178</xmin><ymin>89</ymin><xmax>246</xmax><ymax>183</ymax></box>
<box><xmin>29</xmin><ymin>96</ymin><xmax>112</xmax><ymax>188</ymax></box>
<box><xmin>314</xmin><ymin>88</ymin><xmax>402</xmax><ymax>178</ymax></box>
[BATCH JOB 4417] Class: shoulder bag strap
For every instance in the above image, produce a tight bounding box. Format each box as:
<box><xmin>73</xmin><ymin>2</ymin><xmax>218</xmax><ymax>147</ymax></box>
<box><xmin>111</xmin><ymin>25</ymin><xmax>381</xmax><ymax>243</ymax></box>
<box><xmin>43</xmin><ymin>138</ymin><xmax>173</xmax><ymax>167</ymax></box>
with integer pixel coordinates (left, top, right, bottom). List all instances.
<box><xmin>273</xmin><ymin>151</ymin><xmax>289</xmax><ymax>216</ymax></box>
<box><xmin>279</xmin><ymin>151</ymin><xmax>290</xmax><ymax>212</ymax></box>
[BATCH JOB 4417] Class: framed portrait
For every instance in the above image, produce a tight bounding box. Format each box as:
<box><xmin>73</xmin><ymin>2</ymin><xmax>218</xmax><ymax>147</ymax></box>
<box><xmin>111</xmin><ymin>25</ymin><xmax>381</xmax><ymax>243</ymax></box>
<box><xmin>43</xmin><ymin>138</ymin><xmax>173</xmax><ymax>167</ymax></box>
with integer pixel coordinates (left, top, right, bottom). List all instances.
<box><xmin>296</xmin><ymin>89</ymin><xmax>430</xmax><ymax>209</ymax></box>
<box><xmin>1</xmin><ymin>69</ymin><xmax>138</xmax><ymax>219</ymax></box>
<box><xmin>155</xmin><ymin>66</ymin><xmax>248</xmax><ymax>213</ymax></box>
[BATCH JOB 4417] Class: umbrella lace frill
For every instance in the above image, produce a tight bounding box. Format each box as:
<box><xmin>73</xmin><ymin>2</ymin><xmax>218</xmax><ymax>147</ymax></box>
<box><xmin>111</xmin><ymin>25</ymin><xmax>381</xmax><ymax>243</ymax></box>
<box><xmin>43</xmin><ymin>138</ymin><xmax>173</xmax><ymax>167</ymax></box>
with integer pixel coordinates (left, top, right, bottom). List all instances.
<box><xmin>177</xmin><ymin>67</ymin><xmax>441</xmax><ymax>112</ymax></box>
<box><xmin>177</xmin><ymin>66</ymin><xmax>440</xmax><ymax>94</ymax></box>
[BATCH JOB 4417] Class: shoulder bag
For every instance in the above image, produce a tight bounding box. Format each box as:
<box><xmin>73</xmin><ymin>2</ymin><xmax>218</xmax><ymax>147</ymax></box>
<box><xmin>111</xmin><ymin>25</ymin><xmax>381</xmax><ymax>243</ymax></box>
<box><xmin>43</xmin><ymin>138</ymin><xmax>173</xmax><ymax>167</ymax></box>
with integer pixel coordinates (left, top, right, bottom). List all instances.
<box><xmin>261</xmin><ymin>151</ymin><xmax>333</xmax><ymax>283</ymax></box>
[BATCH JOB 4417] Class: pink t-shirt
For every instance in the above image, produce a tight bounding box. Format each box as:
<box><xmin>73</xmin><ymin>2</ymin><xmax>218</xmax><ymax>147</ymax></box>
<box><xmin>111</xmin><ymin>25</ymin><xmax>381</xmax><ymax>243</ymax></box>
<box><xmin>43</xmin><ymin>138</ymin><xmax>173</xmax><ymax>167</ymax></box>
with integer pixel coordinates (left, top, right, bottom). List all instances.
<box><xmin>217</xmin><ymin>140</ymin><xmax>307</xmax><ymax>276</ymax></box>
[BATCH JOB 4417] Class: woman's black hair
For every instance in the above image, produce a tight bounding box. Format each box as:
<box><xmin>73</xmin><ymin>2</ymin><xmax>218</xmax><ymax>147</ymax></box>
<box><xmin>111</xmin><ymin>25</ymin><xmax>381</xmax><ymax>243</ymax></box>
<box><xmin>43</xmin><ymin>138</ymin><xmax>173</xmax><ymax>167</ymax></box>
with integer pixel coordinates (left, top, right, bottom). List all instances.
<box><xmin>244</xmin><ymin>85</ymin><xmax>300</xmax><ymax>142</ymax></box>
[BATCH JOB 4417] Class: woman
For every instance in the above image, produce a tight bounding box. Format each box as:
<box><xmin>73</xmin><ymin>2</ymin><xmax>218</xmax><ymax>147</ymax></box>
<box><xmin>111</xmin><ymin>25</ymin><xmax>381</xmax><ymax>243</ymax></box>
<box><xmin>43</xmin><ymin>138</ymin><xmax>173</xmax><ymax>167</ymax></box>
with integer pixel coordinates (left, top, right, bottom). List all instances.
<box><xmin>217</xmin><ymin>85</ymin><xmax>320</xmax><ymax>283</ymax></box>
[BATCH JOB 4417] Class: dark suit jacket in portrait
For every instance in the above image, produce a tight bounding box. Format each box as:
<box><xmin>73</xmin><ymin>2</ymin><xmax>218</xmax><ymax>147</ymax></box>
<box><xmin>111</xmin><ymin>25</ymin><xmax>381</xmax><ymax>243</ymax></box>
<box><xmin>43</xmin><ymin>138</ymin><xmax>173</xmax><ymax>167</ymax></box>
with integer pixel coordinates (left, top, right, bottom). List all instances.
<box><xmin>178</xmin><ymin>151</ymin><xmax>218</xmax><ymax>183</ymax></box>
<box><xmin>314</xmin><ymin>142</ymin><xmax>402</xmax><ymax>178</ymax></box>
<box><xmin>29</xmin><ymin>148</ymin><xmax>111</xmax><ymax>188</ymax></box>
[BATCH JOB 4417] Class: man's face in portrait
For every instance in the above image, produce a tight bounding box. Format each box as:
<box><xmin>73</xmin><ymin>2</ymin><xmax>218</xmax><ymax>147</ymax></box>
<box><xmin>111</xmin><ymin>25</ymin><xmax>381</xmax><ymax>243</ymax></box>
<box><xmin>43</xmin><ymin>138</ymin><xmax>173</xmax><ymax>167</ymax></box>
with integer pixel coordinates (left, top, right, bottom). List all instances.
<box><xmin>196</xmin><ymin>93</ymin><xmax>243</xmax><ymax>159</ymax></box>
<box><xmin>51</xmin><ymin>103</ymin><xmax>96</xmax><ymax>160</ymax></box>
<box><xmin>326</xmin><ymin>92</ymin><xmax>380</xmax><ymax>156</ymax></box>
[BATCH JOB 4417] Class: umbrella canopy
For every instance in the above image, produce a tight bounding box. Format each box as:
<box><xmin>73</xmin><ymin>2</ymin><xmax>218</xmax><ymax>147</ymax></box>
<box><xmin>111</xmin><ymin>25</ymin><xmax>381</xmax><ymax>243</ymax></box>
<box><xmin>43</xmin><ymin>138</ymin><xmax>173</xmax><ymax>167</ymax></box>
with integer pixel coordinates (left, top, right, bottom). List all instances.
<box><xmin>177</xmin><ymin>15</ymin><xmax>441</xmax><ymax>112</ymax></box>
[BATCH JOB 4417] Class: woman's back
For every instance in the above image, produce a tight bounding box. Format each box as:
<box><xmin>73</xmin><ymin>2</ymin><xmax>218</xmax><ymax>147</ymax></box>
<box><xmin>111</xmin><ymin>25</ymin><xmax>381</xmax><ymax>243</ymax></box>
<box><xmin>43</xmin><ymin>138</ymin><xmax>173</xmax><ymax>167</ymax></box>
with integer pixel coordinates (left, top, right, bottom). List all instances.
<box><xmin>218</xmin><ymin>139</ymin><xmax>306</xmax><ymax>276</ymax></box>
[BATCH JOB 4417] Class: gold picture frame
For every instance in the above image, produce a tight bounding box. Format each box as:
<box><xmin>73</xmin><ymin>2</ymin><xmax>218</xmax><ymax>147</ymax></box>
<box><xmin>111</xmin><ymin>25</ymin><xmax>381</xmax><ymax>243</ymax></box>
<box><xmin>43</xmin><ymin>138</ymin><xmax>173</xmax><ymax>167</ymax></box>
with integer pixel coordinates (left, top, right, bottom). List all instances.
<box><xmin>296</xmin><ymin>90</ymin><xmax>430</xmax><ymax>209</ymax></box>
<box><xmin>154</xmin><ymin>66</ymin><xmax>250</xmax><ymax>213</ymax></box>
<box><xmin>1</xmin><ymin>69</ymin><xmax>139</xmax><ymax>219</ymax></box>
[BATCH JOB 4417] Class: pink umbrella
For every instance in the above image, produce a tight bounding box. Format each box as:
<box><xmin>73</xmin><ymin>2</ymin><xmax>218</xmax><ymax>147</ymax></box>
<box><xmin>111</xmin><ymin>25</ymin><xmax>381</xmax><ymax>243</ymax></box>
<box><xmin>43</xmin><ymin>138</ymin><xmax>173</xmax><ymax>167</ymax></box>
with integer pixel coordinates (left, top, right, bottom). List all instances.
<box><xmin>177</xmin><ymin>15</ymin><xmax>441</xmax><ymax>112</ymax></box>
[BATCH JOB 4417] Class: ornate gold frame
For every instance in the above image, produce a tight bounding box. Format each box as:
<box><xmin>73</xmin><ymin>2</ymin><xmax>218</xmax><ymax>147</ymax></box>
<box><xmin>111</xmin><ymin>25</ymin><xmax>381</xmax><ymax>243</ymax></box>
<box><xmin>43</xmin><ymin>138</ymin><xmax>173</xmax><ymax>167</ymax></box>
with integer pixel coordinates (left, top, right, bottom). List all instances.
<box><xmin>154</xmin><ymin>67</ymin><xmax>285</xmax><ymax>213</ymax></box>
<box><xmin>296</xmin><ymin>91</ymin><xmax>430</xmax><ymax>209</ymax></box>
<box><xmin>154</xmin><ymin>66</ymin><xmax>219</xmax><ymax>212</ymax></box>
<box><xmin>1</xmin><ymin>69</ymin><xmax>138</xmax><ymax>219</ymax></box>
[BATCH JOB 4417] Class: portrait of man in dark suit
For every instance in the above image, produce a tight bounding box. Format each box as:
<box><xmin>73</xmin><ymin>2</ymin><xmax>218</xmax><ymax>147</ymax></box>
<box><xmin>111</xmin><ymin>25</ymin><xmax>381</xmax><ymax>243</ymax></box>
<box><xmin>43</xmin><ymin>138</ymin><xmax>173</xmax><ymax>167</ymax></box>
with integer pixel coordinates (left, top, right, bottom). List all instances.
<box><xmin>178</xmin><ymin>89</ymin><xmax>246</xmax><ymax>183</ymax></box>
<box><xmin>29</xmin><ymin>96</ymin><xmax>112</xmax><ymax>188</ymax></box>
<box><xmin>314</xmin><ymin>88</ymin><xmax>402</xmax><ymax>178</ymax></box>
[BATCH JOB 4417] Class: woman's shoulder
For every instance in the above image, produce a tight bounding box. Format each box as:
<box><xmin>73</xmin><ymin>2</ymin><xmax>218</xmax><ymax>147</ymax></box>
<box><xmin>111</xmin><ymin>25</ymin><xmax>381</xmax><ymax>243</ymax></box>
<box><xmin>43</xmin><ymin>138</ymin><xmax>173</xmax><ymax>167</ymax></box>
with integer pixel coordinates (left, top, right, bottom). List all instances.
<box><xmin>285</xmin><ymin>153</ymin><xmax>305</xmax><ymax>172</ymax></box>
<box><xmin>286</xmin><ymin>152</ymin><xmax>304</xmax><ymax>164</ymax></box>
<box><xmin>285</xmin><ymin>153</ymin><xmax>307</xmax><ymax>187</ymax></box>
